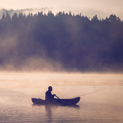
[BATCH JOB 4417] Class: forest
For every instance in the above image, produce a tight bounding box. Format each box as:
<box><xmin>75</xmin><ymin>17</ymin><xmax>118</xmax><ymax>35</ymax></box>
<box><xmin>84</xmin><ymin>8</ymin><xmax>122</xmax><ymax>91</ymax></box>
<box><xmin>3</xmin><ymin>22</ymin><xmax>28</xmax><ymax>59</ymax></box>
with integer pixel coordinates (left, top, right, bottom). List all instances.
<box><xmin>0</xmin><ymin>11</ymin><xmax>123</xmax><ymax>72</ymax></box>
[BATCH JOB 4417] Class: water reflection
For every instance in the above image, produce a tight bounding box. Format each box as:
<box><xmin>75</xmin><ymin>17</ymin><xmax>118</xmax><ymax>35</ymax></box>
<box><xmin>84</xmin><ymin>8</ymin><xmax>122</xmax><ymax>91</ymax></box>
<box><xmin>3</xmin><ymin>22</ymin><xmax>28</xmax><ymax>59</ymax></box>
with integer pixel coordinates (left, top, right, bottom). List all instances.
<box><xmin>46</xmin><ymin>105</ymin><xmax>80</xmax><ymax>122</ymax></box>
<box><xmin>0</xmin><ymin>72</ymin><xmax>123</xmax><ymax>123</ymax></box>
<box><xmin>45</xmin><ymin>105</ymin><xmax>52</xmax><ymax>122</ymax></box>
<box><xmin>32</xmin><ymin>104</ymin><xmax>80</xmax><ymax>123</ymax></box>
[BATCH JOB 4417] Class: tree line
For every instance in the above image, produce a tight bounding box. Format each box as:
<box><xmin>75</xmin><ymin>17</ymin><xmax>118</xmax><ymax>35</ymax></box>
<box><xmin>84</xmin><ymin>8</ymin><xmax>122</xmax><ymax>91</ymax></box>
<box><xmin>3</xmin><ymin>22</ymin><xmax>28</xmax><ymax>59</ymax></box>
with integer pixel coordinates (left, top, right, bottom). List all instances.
<box><xmin>0</xmin><ymin>11</ymin><xmax>123</xmax><ymax>71</ymax></box>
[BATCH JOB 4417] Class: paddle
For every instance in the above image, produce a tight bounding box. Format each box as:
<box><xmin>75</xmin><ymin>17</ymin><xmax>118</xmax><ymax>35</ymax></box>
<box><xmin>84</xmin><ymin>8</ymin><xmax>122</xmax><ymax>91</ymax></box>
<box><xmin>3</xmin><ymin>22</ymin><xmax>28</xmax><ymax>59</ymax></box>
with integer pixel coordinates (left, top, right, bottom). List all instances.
<box><xmin>55</xmin><ymin>95</ymin><xmax>60</xmax><ymax>99</ymax></box>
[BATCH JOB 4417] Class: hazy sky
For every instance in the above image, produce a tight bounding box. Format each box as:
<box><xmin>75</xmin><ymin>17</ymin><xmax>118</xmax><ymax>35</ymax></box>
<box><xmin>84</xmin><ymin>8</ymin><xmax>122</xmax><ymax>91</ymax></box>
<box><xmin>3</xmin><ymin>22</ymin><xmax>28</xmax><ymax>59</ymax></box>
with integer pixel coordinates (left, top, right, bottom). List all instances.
<box><xmin>0</xmin><ymin>0</ymin><xmax>123</xmax><ymax>19</ymax></box>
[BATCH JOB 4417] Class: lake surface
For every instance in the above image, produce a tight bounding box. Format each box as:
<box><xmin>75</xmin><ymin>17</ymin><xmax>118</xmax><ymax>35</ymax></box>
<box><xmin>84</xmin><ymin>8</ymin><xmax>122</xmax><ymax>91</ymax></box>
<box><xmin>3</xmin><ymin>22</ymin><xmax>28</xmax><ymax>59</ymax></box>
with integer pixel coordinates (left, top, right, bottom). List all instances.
<box><xmin>0</xmin><ymin>72</ymin><xmax>123</xmax><ymax>123</ymax></box>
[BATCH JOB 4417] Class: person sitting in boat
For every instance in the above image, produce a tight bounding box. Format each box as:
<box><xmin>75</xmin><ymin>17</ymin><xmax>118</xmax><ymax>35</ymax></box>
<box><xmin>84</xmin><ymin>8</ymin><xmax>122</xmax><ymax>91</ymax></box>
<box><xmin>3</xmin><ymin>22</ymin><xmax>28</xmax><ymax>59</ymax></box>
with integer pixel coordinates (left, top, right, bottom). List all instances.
<box><xmin>45</xmin><ymin>86</ymin><xmax>56</xmax><ymax>104</ymax></box>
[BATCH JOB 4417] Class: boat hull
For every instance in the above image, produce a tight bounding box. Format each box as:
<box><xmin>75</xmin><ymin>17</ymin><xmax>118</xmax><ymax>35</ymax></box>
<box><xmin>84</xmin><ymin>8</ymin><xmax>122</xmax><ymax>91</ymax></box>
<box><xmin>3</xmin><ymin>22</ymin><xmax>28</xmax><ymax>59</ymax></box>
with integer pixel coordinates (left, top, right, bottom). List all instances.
<box><xmin>32</xmin><ymin>97</ymin><xmax>80</xmax><ymax>106</ymax></box>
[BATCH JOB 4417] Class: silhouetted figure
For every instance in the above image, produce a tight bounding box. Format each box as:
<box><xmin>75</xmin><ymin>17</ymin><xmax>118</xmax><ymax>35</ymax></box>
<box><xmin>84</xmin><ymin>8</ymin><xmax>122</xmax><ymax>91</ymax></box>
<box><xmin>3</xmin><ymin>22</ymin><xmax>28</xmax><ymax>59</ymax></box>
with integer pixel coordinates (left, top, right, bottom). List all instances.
<box><xmin>45</xmin><ymin>86</ymin><xmax>56</xmax><ymax>104</ymax></box>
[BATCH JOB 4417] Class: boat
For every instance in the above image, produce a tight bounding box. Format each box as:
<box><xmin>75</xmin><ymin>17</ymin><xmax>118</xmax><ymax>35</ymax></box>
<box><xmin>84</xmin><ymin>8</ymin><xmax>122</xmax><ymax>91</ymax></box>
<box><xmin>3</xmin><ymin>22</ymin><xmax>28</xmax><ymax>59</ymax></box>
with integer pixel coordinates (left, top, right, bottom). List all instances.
<box><xmin>32</xmin><ymin>97</ymin><xmax>80</xmax><ymax>106</ymax></box>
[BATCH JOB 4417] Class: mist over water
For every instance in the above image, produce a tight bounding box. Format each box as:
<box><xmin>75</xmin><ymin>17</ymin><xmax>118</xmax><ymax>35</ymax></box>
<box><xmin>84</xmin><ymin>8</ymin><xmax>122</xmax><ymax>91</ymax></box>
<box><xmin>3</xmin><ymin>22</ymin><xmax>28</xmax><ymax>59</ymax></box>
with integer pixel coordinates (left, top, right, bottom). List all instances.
<box><xmin>0</xmin><ymin>72</ymin><xmax>123</xmax><ymax>123</ymax></box>
<box><xmin>0</xmin><ymin>8</ymin><xmax>123</xmax><ymax>122</ymax></box>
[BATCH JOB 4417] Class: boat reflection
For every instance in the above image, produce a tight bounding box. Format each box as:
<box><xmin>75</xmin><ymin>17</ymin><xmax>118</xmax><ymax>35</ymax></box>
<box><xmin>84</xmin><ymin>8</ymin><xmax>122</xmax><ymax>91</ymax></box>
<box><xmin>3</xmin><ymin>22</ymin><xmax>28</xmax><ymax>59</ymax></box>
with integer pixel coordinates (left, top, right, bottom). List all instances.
<box><xmin>32</xmin><ymin>104</ymin><xmax>80</xmax><ymax>122</ymax></box>
<box><xmin>32</xmin><ymin>103</ymin><xmax>80</xmax><ymax>108</ymax></box>
<box><xmin>45</xmin><ymin>105</ymin><xmax>52</xmax><ymax>122</ymax></box>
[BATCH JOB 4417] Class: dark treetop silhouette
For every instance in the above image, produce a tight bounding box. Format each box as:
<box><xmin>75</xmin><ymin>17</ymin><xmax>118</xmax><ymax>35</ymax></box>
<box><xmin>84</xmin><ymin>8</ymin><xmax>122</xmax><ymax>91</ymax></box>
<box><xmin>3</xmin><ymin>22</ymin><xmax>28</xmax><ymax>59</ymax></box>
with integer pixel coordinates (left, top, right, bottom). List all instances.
<box><xmin>0</xmin><ymin>11</ymin><xmax>123</xmax><ymax>72</ymax></box>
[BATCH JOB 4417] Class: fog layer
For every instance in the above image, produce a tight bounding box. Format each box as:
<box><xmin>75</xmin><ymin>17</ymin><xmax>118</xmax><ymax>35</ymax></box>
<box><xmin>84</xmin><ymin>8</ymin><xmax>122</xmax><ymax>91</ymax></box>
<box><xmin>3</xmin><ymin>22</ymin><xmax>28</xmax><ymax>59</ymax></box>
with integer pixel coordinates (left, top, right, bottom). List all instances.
<box><xmin>0</xmin><ymin>11</ymin><xmax>123</xmax><ymax>72</ymax></box>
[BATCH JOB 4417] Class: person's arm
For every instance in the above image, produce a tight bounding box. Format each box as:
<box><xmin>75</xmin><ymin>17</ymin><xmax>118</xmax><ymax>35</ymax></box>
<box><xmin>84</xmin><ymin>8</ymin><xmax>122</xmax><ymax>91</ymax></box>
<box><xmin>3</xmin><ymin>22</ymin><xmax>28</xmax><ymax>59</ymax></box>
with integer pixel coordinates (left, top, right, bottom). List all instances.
<box><xmin>52</xmin><ymin>94</ymin><xmax>56</xmax><ymax>98</ymax></box>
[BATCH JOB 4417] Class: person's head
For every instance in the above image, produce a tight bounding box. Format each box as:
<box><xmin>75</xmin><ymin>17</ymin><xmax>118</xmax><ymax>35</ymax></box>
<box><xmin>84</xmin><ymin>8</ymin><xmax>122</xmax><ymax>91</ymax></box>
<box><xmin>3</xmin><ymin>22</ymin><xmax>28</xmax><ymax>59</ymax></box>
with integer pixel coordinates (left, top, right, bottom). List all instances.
<box><xmin>48</xmin><ymin>86</ymin><xmax>52</xmax><ymax>91</ymax></box>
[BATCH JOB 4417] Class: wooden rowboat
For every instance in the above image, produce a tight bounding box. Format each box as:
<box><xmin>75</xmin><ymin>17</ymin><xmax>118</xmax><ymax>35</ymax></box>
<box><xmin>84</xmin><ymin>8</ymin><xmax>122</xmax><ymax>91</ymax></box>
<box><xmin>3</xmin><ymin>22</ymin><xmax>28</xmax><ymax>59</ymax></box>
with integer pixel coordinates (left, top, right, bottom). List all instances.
<box><xmin>32</xmin><ymin>97</ymin><xmax>80</xmax><ymax>106</ymax></box>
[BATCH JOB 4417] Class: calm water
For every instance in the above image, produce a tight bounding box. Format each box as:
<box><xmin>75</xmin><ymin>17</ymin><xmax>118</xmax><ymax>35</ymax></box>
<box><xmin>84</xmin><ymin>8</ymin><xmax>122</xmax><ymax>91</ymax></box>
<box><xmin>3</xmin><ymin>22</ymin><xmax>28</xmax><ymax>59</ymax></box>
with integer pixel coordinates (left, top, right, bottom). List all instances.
<box><xmin>0</xmin><ymin>72</ymin><xmax>123</xmax><ymax>123</ymax></box>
